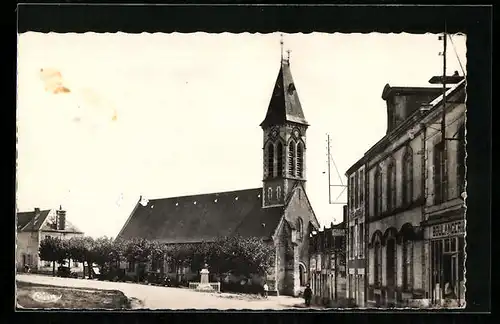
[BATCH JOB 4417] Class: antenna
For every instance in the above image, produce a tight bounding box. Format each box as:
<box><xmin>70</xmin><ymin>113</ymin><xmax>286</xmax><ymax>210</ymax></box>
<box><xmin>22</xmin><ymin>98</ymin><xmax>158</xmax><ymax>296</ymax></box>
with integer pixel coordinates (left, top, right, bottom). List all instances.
<box><xmin>326</xmin><ymin>134</ymin><xmax>347</xmax><ymax>205</ymax></box>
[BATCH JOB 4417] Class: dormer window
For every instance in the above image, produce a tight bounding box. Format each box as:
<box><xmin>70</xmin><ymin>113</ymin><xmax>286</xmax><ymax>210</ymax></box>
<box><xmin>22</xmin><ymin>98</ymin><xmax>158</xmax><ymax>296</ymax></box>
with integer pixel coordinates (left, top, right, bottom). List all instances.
<box><xmin>287</xmin><ymin>83</ymin><xmax>296</xmax><ymax>95</ymax></box>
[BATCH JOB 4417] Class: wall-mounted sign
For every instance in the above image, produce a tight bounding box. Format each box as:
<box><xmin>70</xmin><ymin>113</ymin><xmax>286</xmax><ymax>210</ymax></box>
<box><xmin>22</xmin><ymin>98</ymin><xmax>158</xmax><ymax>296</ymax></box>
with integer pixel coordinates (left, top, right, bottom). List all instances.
<box><xmin>332</xmin><ymin>229</ymin><xmax>346</xmax><ymax>236</ymax></box>
<box><xmin>431</xmin><ymin>220</ymin><xmax>465</xmax><ymax>239</ymax></box>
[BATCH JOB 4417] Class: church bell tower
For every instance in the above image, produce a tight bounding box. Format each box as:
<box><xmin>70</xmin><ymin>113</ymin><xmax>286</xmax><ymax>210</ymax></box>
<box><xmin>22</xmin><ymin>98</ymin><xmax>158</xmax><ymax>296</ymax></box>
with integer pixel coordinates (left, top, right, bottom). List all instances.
<box><xmin>260</xmin><ymin>37</ymin><xmax>309</xmax><ymax>208</ymax></box>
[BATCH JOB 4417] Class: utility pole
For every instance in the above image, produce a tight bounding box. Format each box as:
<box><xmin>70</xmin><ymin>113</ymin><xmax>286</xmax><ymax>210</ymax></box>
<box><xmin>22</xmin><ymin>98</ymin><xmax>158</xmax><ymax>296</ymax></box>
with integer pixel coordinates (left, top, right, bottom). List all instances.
<box><xmin>441</xmin><ymin>25</ymin><xmax>448</xmax><ymax>146</ymax></box>
<box><xmin>326</xmin><ymin>134</ymin><xmax>347</xmax><ymax>205</ymax></box>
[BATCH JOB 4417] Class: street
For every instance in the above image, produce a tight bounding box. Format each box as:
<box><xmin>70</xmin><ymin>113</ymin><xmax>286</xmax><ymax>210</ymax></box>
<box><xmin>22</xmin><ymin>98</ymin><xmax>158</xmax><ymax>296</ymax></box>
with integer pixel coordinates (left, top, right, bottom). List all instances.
<box><xmin>16</xmin><ymin>274</ymin><xmax>310</xmax><ymax>310</ymax></box>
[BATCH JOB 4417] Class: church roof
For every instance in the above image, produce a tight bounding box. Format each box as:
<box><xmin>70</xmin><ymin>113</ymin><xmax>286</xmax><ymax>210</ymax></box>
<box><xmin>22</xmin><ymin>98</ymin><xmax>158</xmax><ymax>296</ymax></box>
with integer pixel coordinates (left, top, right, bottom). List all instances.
<box><xmin>117</xmin><ymin>188</ymin><xmax>284</xmax><ymax>244</ymax></box>
<box><xmin>260</xmin><ymin>59</ymin><xmax>309</xmax><ymax>128</ymax></box>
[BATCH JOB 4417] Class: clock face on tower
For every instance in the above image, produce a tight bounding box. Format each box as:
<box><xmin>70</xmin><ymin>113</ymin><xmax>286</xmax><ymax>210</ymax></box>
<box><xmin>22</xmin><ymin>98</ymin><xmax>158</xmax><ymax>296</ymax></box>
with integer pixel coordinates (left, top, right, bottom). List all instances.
<box><xmin>270</xmin><ymin>128</ymin><xmax>279</xmax><ymax>138</ymax></box>
<box><xmin>293</xmin><ymin>129</ymin><xmax>300</xmax><ymax>138</ymax></box>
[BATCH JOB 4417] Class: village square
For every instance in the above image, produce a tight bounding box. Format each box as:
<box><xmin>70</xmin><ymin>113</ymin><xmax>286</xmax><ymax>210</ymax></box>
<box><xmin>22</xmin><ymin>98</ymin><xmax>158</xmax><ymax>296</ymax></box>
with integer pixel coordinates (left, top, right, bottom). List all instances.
<box><xmin>16</xmin><ymin>31</ymin><xmax>467</xmax><ymax>310</ymax></box>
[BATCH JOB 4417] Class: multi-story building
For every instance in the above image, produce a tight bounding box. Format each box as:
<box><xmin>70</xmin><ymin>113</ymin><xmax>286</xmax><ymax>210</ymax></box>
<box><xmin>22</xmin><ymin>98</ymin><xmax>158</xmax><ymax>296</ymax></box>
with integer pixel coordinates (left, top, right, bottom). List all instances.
<box><xmin>345</xmin><ymin>165</ymin><xmax>367</xmax><ymax>307</ymax></box>
<box><xmin>308</xmin><ymin>207</ymin><xmax>347</xmax><ymax>306</ymax></box>
<box><xmin>421</xmin><ymin>77</ymin><xmax>466</xmax><ymax>307</ymax></box>
<box><xmin>16</xmin><ymin>206</ymin><xmax>85</xmax><ymax>274</ymax></box>
<box><xmin>346</xmin><ymin>73</ymin><xmax>465</xmax><ymax>307</ymax></box>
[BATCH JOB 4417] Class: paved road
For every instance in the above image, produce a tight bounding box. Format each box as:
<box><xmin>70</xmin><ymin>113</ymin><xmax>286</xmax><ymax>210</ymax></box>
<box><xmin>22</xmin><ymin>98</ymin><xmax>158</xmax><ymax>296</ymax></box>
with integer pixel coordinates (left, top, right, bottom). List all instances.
<box><xmin>17</xmin><ymin>274</ymin><xmax>310</xmax><ymax>310</ymax></box>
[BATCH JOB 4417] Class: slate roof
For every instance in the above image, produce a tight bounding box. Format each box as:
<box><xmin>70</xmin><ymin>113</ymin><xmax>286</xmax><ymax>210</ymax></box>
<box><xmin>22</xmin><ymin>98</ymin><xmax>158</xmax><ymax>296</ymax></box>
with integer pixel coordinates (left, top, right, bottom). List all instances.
<box><xmin>260</xmin><ymin>59</ymin><xmax>309</xmax><ymax>128</ymax></box>
<box><xmin>16</xmin><ymin>210</ymin><xmax>51</xmax><ymax>232</ymax></box>
<box><xmin>117</xmin><ymin>188</ymin><xmax>285</xmax><ymax>244</ymax></box>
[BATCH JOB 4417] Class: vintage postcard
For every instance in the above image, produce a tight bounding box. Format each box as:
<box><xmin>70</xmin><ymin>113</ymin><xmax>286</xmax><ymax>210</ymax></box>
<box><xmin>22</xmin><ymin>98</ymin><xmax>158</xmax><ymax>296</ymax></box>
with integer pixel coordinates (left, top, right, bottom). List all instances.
<box><xmin>16</xmin><ymin>24</ymin><xmax>467</xmax><ymax>310</ymax></box>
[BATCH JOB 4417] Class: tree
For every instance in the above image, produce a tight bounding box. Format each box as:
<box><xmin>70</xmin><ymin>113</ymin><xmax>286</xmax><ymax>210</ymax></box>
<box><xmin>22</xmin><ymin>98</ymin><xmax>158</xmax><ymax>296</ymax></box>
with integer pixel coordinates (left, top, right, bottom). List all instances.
<box><xmin>39</xmin><ymin>237</ymin><xmax>64</xmax><ymax>276</ymax></box>
<box><xmin>204</xmin><ymin>236</ymin><xmax>275</xmax><ymax>279</ymax></box>
<box><xmin>123</xmin><ymin>238</ymin><xmax>152</xmax><ymax>282</ymax></box>
<box><xmin>67</xmin><ymin>236</ymin><xmax>95</xmax><ymax>278</ymax></box>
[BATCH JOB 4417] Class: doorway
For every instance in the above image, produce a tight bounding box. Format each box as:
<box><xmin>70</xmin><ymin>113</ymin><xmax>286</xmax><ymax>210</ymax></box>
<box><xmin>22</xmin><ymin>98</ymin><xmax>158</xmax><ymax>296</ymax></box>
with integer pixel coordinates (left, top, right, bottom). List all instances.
<box><xmin>299</xmin><ymin>263</ymin><xmax>306</xmax><ymax>286</ymax></box>
<box><xmin>386</xmin><ymin>238</ymin><xmax>396</xmax><ymax>305</ymax></box>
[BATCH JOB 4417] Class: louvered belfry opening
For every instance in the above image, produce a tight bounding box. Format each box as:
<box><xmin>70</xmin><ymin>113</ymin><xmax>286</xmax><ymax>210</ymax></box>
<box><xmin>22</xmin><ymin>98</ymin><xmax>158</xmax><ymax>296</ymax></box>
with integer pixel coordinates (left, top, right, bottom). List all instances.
<box><xmin>277</xmin><ymin>142</ymin><xmax>283</xmax><ymax>177</ymax></box>
<box><xmin>288</xmin><ymin>141</ymin><xmax>295</xmax><ymax>176</ymax></box>
<box><xmin>296</xmin><ymin>142</ymin><xmax>304</xmax><ymax>178</ymax></box>
<box><xmin>268</xmin><ymin>143</ymin><xmax>275</xmax><ymax>178</ymax></box>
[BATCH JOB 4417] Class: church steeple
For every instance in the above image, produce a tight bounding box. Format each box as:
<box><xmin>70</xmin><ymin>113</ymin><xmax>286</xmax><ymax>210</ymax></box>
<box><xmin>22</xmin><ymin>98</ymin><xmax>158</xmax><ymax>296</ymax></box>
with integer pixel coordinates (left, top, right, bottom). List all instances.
<box><xmin>260</xmin><ymin>55</ymin><xmax>309</xmax><ymax>128</ymax></box>
<box><xmin>261</xmin><ymin>36</ymin><xmax>309</xmax><ymax>208</ymax></box>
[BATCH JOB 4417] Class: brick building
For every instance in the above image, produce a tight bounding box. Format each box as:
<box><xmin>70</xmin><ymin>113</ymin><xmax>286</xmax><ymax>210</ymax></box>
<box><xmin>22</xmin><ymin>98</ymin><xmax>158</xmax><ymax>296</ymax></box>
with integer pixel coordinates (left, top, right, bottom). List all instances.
<box><xmin>117</xmin><ymin>51</ymin><xmax>321</xmax><ymax>296</ymax></box>
<box><xmin>346</xmin><ymin>74</ymin><xmax>466</xmax><ymax>307</ymax></box>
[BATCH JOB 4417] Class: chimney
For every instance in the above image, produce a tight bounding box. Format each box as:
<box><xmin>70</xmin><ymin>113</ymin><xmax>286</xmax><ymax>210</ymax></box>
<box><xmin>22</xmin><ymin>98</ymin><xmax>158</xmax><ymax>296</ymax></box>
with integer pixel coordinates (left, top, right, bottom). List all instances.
<box><xmin>34</xmin><ymin>207</ymin><xmax>40</xmax><ymax>214</ymax></box>
<box><xmin>57</xmin><ymin>209</ymin><xmax>66</xmax><ymax>230</ymax></box>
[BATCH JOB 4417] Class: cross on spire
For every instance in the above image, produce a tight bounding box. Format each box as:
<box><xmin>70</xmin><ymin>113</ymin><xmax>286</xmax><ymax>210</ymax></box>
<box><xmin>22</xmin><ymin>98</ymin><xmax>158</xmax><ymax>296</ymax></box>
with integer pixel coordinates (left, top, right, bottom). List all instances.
<box><xmin>280</xmin><ymin>34</ymin><xmax>284</xmax><ymax>61</ymax></box>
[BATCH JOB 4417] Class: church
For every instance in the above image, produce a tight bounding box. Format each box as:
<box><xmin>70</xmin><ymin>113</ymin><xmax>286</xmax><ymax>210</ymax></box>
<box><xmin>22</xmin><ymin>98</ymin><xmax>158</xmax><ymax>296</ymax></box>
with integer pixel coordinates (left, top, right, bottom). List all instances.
<box><xmin>117</xmin><ymin>45</ymin><xmax>321</xmax><ymax>296</ymax></box>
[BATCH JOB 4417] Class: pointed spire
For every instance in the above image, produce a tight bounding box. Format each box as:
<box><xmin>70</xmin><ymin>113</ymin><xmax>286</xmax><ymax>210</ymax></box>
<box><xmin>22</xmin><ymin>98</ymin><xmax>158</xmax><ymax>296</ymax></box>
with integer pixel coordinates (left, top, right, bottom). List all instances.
<box><xmin>260</xmin><ymin>41</ymin><xmax>309</xmax><ymax>128</ymax></box>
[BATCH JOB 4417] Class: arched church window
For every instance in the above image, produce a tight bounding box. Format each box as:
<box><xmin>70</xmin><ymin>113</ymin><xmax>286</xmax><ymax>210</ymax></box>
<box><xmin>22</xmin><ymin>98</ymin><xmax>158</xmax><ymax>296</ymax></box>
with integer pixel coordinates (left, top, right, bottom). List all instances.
<box><xmin>277</xmin><ymin>142</ymin><xmax>283</xmax><ymax>177</ymax></box>
<box><xmin>267</xmin><ymin>143</ymin><xmax>275</xmax><ymax>178</ymax></box>
<box><xmin>297</xmin><ymin>142</ymin><xmax>304</xmax><ymax>178</ymax></box>
<box><xmin>402</xmin><ymin>146</ymin><xmax>414</xmax><ymax>205</ymax></box>
<box><xmin>268</xmin><ymin>187</ymin><xmax>272</xmax><ymax>201</ymax></box>
<box><xmin>297</xmin><ymin>217</ymin><xmax>304</xmax><ymax>240</ymax></box>
<box><xmin>276</xmin><ymin>186</ymin><xmax>281</xmax><ymax>201</ymax></box>
<box><xmin>288</xmin><ymin>141</ymin><xmax>296</xmax><ymax>177</ymax></box>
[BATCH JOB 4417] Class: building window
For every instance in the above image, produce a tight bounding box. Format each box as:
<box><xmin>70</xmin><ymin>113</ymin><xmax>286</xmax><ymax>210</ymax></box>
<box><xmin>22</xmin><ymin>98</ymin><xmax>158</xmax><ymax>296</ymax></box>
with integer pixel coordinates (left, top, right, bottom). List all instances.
<box><xmin>360</xmin><ymin>170</ymin><xmax>364</xmax><ymax>206</ymax></box>
<box><xmin>72</xmin><ymin>260</ymin><xmax>79</xmax><ymax>268</ymax></box>
<box><xmin>349</xmin><ymin>176</ymin><xmax>355</xmax><ymax>211</ymax></box>
<box><xmin>387</xmin><ymin>159</ymin><xmax>396</xmax><ymax>211</ymax></box>
<box><xmin>268</xmin><ymin>187</ymin><xmax>273</xmax><ymax>201</ymax></box>
<box><xmin>374</xmin><ymin>241</ymin><xmax>382</xmax><ymax>286</ymax></box>
<box><xmin>358</xmin><ymin>223</ymin><xmax>364</xmax><ymax>258</ymax></box>
<box><xmin>277</xmin><ymin>142</ymin><xmax>284</xmax><ymax>177</ymax></box>
<box><xmin>45</xmin><ymin>235</ymin><xmax>51</xmax><ymax>240</ymax></box>
<box><xmin>296</xmin><ymin>142</ymin><xmax>304</xmax><ymax>178</ymax></box>
<box><xmin>433</xmin><ymin>141</ymin><xmax>448</xmax><ymax>204</ymax></box>
<box><xmin>276</xmin><ymin>186</ymin><xmax>281</xmax><ymax>201</ymax></box>
<box><xmin>267</xmin><ymin>143</ymin><xmax>275</xmax><ymax>178</ymax></box>
<box><xmin>374</xmin><ymin>167</ymin><xmax>382</xmax><ymax>217</ymax></box>
<box><xmin>457</xmin><ymin>124</ymin><xmax>466</xmax><ymax>197</ymax></box>
<box><xmin>402</xmin><ymin>146</ymin><xmax>414</xmax><ymax>205</ymax></box>
<box><xmin>288</xmin><ymin>141</ymin><xmax>296</xmax><ymax>176</ymax></box>
<box><xmin>354</xmin><ymin>172</ymin><xmax>359</xmax><ymax>208</ymax></box>
<box><xmin>402</xmin><ymin>238</ymin><xmax>413</xmax><ymax>291</ymax></box>
<box><xmin>349</xmin><ymin>226</ymin><xmax>354</xmax><ymax>258</ymax></box>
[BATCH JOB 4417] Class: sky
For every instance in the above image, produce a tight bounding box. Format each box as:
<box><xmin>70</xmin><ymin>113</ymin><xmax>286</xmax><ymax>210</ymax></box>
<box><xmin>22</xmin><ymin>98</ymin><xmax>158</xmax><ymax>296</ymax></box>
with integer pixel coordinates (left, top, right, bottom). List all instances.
<box><xmin>16</xmin><ymin>32</ymin><xmax>467</xmax><ymax>238</ymax></box>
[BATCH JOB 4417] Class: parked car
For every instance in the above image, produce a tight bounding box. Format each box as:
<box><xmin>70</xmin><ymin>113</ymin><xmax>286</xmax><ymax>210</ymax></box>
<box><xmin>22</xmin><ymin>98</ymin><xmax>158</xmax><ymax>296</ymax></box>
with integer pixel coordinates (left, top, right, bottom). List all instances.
<box><xmin>57</xmin><ymin>266</ymin><xmax>77</xmax><ymax>278</ymax></box>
